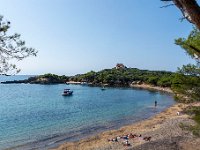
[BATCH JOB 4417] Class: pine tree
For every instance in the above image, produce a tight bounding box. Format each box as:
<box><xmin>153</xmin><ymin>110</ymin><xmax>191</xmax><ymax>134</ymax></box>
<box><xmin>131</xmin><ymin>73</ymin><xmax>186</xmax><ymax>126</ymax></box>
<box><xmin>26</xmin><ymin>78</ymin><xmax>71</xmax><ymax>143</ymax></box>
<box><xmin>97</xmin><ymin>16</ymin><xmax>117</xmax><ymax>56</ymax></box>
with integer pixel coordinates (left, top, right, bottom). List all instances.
<box><xmin>0</xmin><ymin>15</ymin><xmax>37</xmax><ymax>75</ymax></box>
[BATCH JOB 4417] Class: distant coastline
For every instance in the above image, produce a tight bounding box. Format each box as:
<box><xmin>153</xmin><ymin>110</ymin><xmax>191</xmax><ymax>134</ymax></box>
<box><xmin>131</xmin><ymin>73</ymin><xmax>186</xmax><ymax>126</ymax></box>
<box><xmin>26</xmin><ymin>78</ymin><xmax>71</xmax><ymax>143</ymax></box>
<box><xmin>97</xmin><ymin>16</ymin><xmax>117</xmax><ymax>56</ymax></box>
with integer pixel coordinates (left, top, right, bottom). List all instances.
<box><xmin>1</xmin><ymin>68</ymin><xmax>192</xmax><ymax>150</ymax></box>
<box><xmin>2</xmin><ymin>73</ymin><xmax>198</xmax><ymax>150</ymax></box>
<box><xmin>0</xmin><ymin>80</ymin><xmax>176</xmax><ymax>150</ymax></box>
<box><xmin>1</xmin><ymin>75</ymin><xmax>173</xmax><ymax>94</ymax></box>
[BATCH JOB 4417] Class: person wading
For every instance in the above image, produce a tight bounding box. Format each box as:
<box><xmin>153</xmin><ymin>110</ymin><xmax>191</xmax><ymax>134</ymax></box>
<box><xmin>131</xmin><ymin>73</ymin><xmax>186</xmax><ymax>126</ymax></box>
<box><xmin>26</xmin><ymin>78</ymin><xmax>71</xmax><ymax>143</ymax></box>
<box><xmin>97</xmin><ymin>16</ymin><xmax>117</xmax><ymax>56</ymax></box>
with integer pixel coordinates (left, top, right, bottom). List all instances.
<box><xmin>155</xmin><ymin>100</ymin><xmax>157</xmax><ymax>107</ymax></box>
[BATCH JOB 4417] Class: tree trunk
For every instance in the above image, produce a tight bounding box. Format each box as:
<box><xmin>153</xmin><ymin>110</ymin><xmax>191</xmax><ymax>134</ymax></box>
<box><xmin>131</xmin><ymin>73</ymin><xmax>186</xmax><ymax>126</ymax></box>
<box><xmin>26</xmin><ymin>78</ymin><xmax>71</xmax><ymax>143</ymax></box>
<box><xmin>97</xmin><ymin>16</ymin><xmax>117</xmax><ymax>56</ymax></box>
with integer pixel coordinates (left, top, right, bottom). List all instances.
<box><xmin>173</xmin><ymin>0</ymin><xmax>200</xmax><ymax>30</ymax></box>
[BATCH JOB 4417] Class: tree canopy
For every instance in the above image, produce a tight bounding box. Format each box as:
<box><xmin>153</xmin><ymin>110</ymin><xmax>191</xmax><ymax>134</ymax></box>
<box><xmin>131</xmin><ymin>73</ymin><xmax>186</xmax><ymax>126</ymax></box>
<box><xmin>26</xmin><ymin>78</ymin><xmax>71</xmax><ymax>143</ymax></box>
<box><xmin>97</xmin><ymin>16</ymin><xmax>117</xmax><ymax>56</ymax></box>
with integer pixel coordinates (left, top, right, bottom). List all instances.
<box><xmin>172</xmin><ymin>28</ymin><xmax>200</xmax><ymax>102</ymax></box>
<box><xmin>175</xmin><ymin>28</ymin><xmax>200</xmax><ymax>59</ymax></box>
<box><xmin>71</xmin><ymin>67</ymin><xmax>174</xmax><ymax>87</ymax></box>
<box><xmin>160</xmin><ymin>0</ymin><xmax>200</xmax><ymax>102</ymax></box>
<box><xmin>0</xmin><ymin>15</ymin><xmax>37</xmax><ymax>75</ymax></box>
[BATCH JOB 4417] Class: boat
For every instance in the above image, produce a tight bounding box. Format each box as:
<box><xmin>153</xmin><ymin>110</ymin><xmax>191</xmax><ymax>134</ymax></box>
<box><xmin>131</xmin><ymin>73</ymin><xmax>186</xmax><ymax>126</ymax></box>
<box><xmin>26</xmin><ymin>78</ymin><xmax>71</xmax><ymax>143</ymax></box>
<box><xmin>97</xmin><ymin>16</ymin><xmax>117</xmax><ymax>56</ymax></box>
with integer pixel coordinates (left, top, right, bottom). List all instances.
<box><xmin>81</xmin><ymin>82</ymin><xmax>88</xmax><ymax>86</ymax></box>
<box><xmin>101</xmin><ymin>87</ymin><xmax>106</xmax><ymax>91</ymax></box>
<box><xmin>62</xmin><ymin>89</ymin><xmax>73</xmax><ymax>96</ymax></box>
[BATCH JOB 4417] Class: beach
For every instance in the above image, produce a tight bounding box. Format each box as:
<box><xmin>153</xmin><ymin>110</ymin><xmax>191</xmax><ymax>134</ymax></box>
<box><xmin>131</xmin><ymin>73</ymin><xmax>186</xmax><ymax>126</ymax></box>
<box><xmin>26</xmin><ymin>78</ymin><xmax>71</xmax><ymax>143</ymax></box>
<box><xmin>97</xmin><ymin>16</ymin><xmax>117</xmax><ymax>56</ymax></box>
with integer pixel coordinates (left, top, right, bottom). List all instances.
<box><xmin>130</xmin><ymin>83</ymin><xmax>173</xmax><ymax>94</ymax></box>
<box><xmin>0</xmin><ymin>83</ymin><xmax>176</xmax><ymax>150</ymax></box>
<box><xmin>52</xmin><ymin>102</ymin><xmax>200</xmax><ymax>150</ymax></box>
<box><xmin>1</xmin><ymin>0</ymin><xmax>199</xmax><ymax>149</ymax></box>
<box><xmin>0</xmin><ymin>80</ymin><xmax>198</xmax><ymax>150</ymax></box>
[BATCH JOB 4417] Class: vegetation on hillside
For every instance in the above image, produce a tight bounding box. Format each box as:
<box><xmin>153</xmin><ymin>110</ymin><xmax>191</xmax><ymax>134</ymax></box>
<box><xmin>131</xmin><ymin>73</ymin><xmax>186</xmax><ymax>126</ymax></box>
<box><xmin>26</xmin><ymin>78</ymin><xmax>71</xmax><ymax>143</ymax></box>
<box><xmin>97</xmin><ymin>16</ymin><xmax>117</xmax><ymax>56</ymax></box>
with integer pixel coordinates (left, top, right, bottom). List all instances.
<box><xmin>70</xmin><ymin>68</ymin><xmax>175</xmax><ymax>87</ymax></box>
<box><xmin>32</xmin><ymin>73</ymin><xmax>69</xmax><ymax>84</ymax></box>
<box><xmin>1</xmin><ymin>73</ymin><xmax>69</xmax><ymax>84</ymax></box>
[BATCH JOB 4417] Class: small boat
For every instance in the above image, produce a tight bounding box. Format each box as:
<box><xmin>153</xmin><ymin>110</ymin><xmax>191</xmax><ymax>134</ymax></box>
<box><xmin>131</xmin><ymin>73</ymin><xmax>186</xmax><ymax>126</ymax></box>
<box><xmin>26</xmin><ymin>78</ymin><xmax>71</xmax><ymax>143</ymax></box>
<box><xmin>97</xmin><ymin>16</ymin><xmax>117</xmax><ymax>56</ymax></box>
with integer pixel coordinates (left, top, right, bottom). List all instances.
<box><xmin>62</xmin><ymin>89</ymin><xmax>73</xmax><ymax>96</ymax></box>
<box><xmin>81</xmin><ymin>82</ymin><xmax>88</xmax><ymax>86</ymax></box>
<box><xmin>101</xmin><ymin>87</ymin><xmax>106</xmax><ymax>91</ymax></box>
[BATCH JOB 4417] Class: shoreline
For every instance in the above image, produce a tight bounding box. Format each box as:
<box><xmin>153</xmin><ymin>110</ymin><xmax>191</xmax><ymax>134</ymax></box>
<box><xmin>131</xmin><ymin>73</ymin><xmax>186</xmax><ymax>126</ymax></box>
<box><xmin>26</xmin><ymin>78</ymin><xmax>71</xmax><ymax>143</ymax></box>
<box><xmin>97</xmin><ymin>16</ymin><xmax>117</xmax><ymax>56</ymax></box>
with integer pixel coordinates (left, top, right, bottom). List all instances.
<box><xmin>5</xmin><ymin>84</ymin><xmax>176</xmax><ymax>150</ymax></box>
<box><xmin>53</xmin><ymin>102</ymin><xmax>199</xmax><ymax>150</ymax></box>
<box><xmin>1</xmin><ymin>77</ymin><xmax>174</xmax><ymax>95</ymax></box>
<box><xmin>130</xmin><ymin>83</ymin><xmax>173</xmax><ymax>94</ymax></box>
<box><xmin>51</xmin><ymin>85</ymin><xmax>199</xmax><ymax>150</ymax></box>
<box><xmin>4</xmin><ymin>82</ymin><xmax>198</xmax><ymax>150</ymax></box>
<box><xmin>67</xmin><ymin>81</ymin><xmax>173</xmax><ymax>94</ymax></box>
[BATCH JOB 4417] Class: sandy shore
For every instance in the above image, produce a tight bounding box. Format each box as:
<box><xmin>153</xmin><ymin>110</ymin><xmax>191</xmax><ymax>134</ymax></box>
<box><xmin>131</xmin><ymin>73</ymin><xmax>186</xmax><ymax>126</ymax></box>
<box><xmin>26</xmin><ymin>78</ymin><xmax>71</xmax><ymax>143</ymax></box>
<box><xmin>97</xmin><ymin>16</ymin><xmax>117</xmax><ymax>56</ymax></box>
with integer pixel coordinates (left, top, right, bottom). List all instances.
<box><xmin>67</xmin><ymin>82</ymin><xmax>173</xmax><ymax>94</ymax></box>
<box><xmin>66</xmin><ymin>81</ymin><xmax>82</xmax><ymax>84</ymax></box>
<box><xmin>130</xmin><ymin>84</ymin><xmax>173</xmax><ymax>93</ymax></box>
<box><xmin>51</xmin><ymin>84</ymin><xmax>199</xmax><ymax>150</ymax></box>
<box><xmin>52</xmin><ymin>102</ymin><xmax>200</xmax><ymax>150</ymax></box>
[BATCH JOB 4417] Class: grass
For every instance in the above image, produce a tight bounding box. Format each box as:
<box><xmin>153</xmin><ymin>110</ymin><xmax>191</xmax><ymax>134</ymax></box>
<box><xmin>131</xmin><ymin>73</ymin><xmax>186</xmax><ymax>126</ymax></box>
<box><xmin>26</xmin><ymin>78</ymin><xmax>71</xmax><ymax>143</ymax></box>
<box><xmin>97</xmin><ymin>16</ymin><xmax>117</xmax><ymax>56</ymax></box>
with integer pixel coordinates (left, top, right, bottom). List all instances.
<box><xmin>182</xmin><ymin>106</ymin><xmax>200</xmax><ymax>137</ymax></box>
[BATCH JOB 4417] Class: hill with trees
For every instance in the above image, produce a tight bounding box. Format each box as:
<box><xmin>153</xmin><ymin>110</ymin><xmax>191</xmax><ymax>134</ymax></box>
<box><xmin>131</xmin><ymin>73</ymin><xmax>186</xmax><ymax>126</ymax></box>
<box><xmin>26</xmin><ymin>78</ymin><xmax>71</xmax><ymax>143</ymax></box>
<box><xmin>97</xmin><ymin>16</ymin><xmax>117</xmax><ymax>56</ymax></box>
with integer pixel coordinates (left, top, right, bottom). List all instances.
<box><xmin>70</xmin><ymin>67</ymin><xmax>175</xmax><ymax>87</ymax></box>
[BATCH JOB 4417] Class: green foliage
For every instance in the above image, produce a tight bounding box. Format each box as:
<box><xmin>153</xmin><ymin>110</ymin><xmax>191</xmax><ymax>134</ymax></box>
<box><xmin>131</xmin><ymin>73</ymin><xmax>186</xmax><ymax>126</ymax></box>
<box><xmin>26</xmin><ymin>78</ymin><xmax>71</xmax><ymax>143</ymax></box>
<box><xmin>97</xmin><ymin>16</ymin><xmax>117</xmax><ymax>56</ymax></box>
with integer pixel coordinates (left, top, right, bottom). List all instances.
<box><xmin>183</xmin><ymin>106</ymin><xmax>200</xmax><ymax>136</ymax></box>
<box><xmin>174</xmin><ymin>28</ymin><xmax>200</xmax><ymax>103</ymax></box>
<box><xmin>185</xmin><ymin>106</ymin><xmax>200</xmax><ymax>113</ymax></box>
<box><xmin>175</xmin><ymin>28</ymin><xmax>200</xmax><ymax>59</ymax></box>
<box><xmin>0</xmin><ymin>15</ymin><xmax>37</xmax><ymax>75</ymax></box>
<box><xmin>179</xmin><ymin>122</ymin><xmax>200</xmax><ymax>137</ymax></box>
<box><xmin>190</xmin><ymin>125</ymin><xmax>200</xmax><ymax>137</ymax></box>
<box><xmin>172</xmin><ymin>73</ymin><xmax>200</xmax><ymax>102</ymax></box>
<box><xmin>147</xmin><ymin>76</ymin><xmax>159</xmax><ymax>85</ymax></box>
<box><xmin>33</xmin><ymin>73</ymin><xmax>69</xmax><ymax>84</ymax></box>
<box><xmin>178</xmin><ymin>64</ymin><xmax>200</xmax><ymax>76</ymax></box>
<box><xmin>157</xmin><ymin>75</ymin><xmax>173</xmax><ymax>87</ymax></box>
<box><xmin>72</xmin><ymin>68</ymin><xmax>174</xmax><ymax>87</ymax></box>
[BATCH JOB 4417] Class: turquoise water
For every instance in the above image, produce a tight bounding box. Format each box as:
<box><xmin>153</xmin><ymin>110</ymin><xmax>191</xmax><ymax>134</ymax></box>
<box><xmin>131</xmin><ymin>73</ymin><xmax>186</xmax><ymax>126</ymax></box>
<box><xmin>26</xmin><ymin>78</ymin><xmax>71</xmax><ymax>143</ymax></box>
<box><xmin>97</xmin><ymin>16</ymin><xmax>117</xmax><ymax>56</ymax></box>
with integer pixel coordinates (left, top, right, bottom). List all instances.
<box><xmin>0</xmin><ymin>76</ymin><xmax>175</xmax><ymax>149</ymax></box>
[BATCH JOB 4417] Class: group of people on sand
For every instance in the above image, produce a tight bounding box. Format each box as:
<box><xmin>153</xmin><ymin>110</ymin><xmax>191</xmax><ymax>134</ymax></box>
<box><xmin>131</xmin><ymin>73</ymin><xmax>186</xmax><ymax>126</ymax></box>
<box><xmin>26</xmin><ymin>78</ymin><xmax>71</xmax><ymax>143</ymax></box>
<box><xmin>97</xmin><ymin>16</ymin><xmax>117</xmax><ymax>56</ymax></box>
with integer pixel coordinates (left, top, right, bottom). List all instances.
<box><xmin>108</xmin><ymin>133</ymin><xmax>151</xmax><ymax>146</ymax></box>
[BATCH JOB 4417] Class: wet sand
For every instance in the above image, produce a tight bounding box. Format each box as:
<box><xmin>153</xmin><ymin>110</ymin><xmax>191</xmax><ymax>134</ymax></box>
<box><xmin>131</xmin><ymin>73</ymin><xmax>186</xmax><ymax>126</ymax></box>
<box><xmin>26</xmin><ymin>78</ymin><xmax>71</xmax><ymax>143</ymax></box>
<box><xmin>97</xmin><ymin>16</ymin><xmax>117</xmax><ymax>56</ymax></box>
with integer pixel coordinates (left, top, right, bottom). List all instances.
<box><xmin>52</xmin><ymin>102</ymin><xmax>200</xmax><ymax>150</ymax></box>
<box><xmin>6</xmin><ymin>84</ymin><xmax>175</xmax><ymax>150</ymax></box>
<box><xmin>8</xmin><ymin>85</ymin><xmax>199</xmax><ymax>150</ymax></box>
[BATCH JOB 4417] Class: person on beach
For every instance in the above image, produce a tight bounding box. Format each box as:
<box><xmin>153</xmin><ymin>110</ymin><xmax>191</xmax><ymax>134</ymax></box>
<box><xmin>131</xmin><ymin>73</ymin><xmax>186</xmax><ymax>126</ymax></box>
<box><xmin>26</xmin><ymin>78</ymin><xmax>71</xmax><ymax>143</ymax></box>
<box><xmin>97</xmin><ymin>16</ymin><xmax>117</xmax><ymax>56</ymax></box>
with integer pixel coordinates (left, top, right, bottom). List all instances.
<box><xmin>155</xmin><ymin>100</ymin><xmax>157</xmax><ymax>107</ymax></box>
<box><xmin>123</xmin><ymin>140</ymin><xmax>130</xmax><ymax>146</ymax></box>
<box><xmin>177</xmin><ymin>111</ymin><xmax>180</xmax><ymax>115</ymax></box>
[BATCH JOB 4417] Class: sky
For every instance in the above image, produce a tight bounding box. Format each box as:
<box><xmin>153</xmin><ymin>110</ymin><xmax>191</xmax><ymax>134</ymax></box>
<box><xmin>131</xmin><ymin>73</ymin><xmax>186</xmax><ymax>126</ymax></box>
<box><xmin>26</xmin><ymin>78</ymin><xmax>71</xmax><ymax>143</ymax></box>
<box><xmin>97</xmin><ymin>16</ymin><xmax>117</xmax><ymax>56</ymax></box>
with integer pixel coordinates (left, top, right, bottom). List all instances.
<box><xmin>0</xmin><ymin>0</ymin><xmax>198</xmax><ymax>75</ymax></box>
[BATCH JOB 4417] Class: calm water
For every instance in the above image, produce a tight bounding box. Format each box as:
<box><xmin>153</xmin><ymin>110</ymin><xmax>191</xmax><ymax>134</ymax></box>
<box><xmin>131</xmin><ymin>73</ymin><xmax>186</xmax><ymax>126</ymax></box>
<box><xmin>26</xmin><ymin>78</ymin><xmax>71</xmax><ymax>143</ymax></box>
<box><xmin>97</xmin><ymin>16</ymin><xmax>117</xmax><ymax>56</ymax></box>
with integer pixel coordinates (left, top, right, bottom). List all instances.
<box><xmin>0</xmin><ymin>76</ymin><xmax>175</xmax><ymax>150</ymax></box>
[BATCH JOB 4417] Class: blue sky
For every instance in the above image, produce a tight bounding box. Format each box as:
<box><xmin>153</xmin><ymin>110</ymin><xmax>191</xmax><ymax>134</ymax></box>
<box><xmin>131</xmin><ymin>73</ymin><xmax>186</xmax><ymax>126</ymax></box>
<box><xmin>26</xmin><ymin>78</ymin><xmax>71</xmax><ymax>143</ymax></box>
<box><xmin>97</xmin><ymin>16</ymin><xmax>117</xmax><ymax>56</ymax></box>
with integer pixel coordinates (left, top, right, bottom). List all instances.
<box><xmin>0</xmin><ymin>0</ymin><xmax>197</xmax><ymax>75</ymax></box>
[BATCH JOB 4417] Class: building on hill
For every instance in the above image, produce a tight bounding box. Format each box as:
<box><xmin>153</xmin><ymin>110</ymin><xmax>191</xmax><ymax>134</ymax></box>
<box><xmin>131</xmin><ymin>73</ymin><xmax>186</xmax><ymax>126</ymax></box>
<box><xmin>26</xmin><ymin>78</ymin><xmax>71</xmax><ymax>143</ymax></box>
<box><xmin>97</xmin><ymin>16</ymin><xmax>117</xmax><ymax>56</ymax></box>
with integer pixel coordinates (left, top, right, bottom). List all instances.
<box><xmin>115</xmin><ymin>63</ymin><xmax>127</xmax><ymax>69</ymax></box>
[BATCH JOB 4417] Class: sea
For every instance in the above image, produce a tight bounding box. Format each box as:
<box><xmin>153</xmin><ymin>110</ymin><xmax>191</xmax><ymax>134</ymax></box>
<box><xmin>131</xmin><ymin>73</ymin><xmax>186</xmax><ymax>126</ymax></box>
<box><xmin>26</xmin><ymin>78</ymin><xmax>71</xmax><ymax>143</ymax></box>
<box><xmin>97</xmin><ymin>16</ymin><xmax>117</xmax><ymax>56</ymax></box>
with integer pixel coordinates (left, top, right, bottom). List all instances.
<box><xmin>0</xmin><ymin>75</ymin><xmax>175</xmax><ymax>150</ymax></box>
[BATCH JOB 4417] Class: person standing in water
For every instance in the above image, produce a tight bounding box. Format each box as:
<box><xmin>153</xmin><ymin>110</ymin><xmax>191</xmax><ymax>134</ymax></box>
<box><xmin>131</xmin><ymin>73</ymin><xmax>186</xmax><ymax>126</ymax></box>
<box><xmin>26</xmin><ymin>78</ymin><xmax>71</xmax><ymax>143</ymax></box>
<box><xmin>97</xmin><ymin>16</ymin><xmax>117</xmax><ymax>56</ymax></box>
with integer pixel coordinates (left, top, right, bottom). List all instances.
<box><xmin>155</xmin><ymin>100</ymin><xmax>157</xmax><ymax>107</ymax></box>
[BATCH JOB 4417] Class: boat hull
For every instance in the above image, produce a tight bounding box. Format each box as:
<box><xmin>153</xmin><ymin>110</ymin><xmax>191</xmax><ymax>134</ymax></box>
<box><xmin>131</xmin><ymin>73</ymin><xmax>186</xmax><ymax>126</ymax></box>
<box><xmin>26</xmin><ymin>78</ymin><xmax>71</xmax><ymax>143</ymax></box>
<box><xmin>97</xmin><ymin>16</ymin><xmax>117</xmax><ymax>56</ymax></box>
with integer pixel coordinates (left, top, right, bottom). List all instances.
<box><xmin>62</xmin><ymin>91</ymin><xmax>73</xmax><ymax>96</ymax></box>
